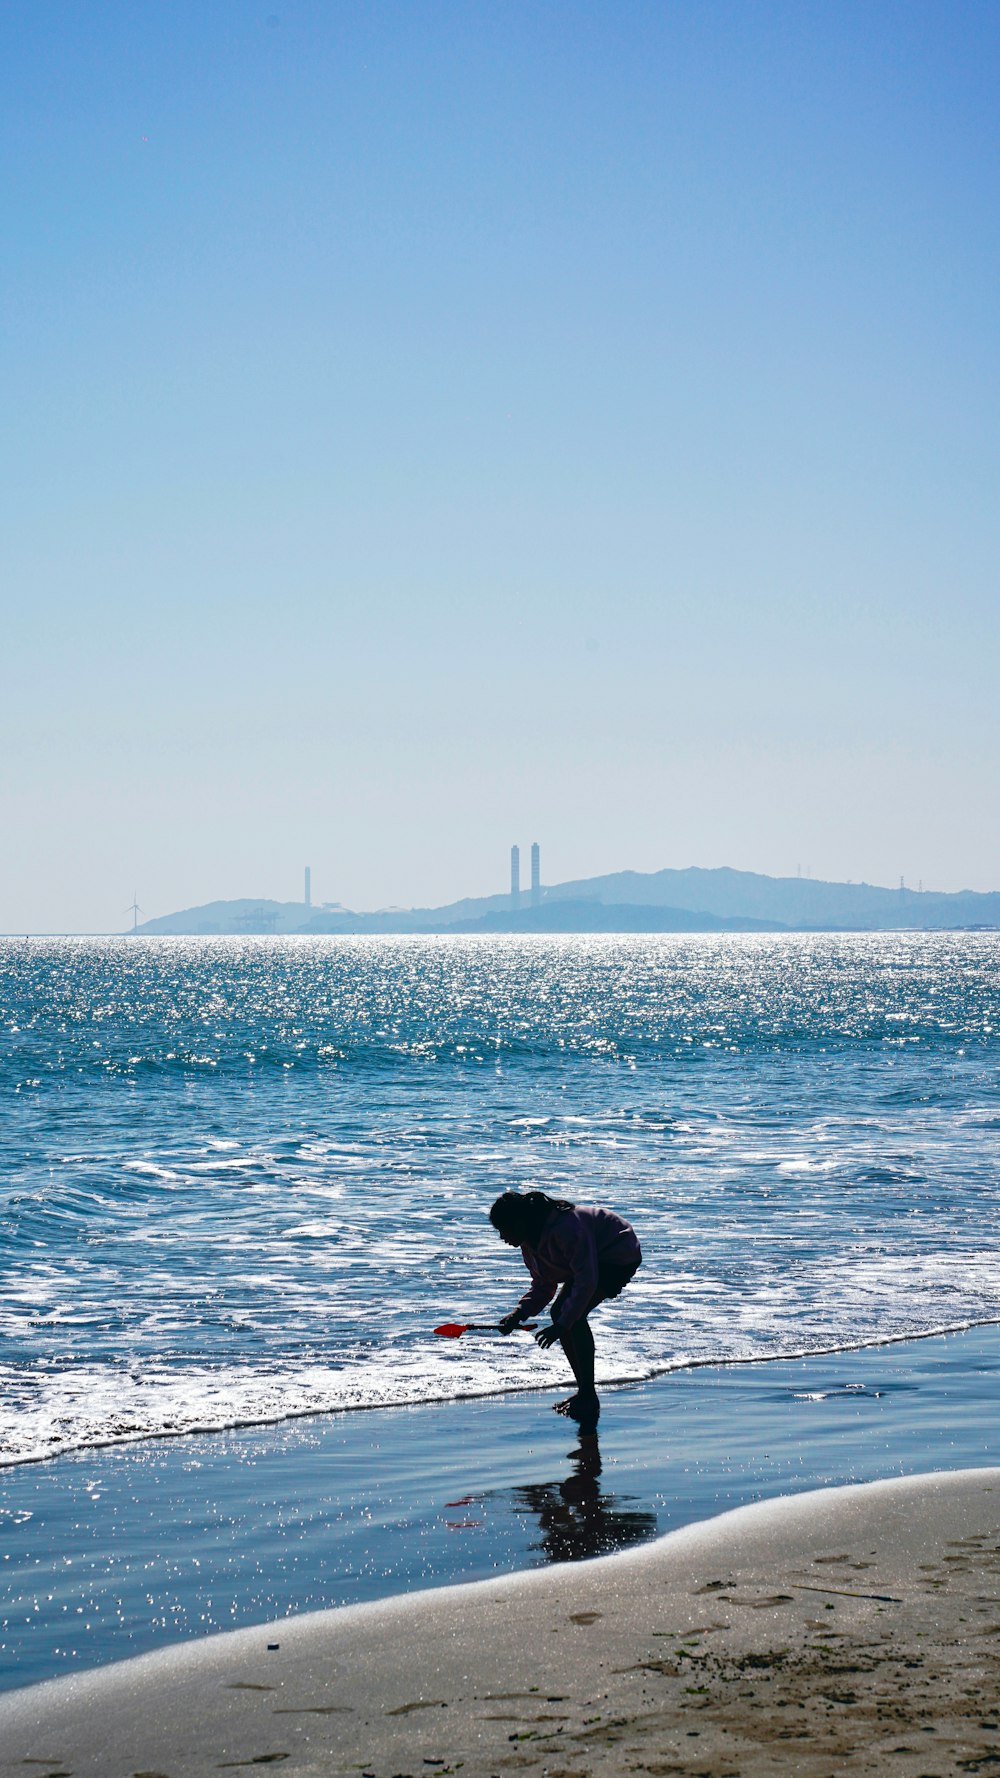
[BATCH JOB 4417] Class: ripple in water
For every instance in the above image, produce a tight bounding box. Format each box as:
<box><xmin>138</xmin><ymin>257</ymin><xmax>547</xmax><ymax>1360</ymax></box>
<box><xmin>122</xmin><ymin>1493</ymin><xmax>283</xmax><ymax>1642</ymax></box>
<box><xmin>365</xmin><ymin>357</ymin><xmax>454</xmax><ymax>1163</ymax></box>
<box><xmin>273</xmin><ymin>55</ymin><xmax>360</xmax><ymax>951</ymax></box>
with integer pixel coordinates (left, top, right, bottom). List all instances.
<box><xmin>1</xmin><ymin>932</ymin><xmax>998</xmax><ymax>1465</ymax></box>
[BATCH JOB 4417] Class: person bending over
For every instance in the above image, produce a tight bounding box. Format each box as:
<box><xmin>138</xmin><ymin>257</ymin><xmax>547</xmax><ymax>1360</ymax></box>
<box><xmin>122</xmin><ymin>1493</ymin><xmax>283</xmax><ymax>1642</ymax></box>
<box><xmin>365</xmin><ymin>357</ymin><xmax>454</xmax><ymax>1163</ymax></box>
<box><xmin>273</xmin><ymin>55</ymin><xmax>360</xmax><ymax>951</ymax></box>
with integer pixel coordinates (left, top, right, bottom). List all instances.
<box><xmin>489</xmin><ymin>1190</ymin><xmax>641</xmax><ymax>1435</ymax></box>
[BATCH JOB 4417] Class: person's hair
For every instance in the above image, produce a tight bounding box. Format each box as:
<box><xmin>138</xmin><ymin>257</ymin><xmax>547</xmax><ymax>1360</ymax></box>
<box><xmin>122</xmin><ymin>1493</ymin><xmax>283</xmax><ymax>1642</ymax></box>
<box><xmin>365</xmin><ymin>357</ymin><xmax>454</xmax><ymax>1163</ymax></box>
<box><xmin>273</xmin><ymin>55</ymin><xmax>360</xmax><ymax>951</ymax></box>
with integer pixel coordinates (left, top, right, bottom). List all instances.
<box><xmin>489</xmin><ymin>1190</ymin><xmax>575</xmax><ymax>1245</ymax></box>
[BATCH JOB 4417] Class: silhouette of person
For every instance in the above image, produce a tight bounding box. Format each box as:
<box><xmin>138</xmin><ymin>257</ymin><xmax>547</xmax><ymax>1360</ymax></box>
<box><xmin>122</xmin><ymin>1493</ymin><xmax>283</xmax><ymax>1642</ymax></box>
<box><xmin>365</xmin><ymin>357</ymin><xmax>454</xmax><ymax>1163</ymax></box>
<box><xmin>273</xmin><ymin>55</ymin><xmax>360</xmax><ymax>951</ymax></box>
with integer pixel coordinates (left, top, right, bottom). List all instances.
<box><xmin>490</xmin><ymin>1190</ymin><xmax>641</xmax><ymax>1434</ymax></box>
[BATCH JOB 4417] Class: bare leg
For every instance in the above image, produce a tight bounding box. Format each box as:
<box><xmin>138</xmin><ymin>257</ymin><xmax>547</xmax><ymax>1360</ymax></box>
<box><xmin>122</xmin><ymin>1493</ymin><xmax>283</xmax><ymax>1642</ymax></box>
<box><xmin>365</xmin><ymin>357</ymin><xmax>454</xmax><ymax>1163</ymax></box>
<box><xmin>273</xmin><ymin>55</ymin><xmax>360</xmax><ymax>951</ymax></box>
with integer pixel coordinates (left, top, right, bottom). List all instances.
<box><xmin>560</xmin><ymin>1317</ymin><xmax>595</xmax><ymax>1390</ymax></box>
<box><xmin>556</xmin><ymin>1317</ymin><xmax>599</xmax><ymax>1433</ymax></box>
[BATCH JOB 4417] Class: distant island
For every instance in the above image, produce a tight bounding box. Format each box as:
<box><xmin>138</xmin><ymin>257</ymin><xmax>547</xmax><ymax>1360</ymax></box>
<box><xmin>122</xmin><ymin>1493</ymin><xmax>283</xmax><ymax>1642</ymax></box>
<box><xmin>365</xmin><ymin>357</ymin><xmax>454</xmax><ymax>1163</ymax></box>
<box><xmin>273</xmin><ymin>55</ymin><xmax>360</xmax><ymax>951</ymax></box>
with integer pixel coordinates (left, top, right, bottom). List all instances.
<box><xmin>132</xmin><ymin>866</ymin><xmax>1000</xmax><ymax>936</ymax></box>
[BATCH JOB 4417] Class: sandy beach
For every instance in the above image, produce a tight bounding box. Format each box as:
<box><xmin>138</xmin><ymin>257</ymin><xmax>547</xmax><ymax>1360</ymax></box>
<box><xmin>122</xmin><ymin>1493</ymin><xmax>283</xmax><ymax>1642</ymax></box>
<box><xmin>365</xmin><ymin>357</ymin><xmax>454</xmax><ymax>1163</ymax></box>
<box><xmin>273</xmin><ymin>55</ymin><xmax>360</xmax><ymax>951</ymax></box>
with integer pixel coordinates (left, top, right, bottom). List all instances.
<box><xmin>3</xmin><ymin>1465</ymin><xmax>999</xmax><ymax>1777</ymax></box>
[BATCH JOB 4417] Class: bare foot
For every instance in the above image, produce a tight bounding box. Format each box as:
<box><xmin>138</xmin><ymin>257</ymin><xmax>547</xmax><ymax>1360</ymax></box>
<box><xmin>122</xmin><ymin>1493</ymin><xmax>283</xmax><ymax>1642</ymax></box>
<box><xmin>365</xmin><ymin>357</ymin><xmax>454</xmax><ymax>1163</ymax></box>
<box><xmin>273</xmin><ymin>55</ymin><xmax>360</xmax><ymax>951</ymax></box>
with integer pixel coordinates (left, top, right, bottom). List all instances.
<box><xmin>569</xmin><ymin>1390</ymin><xmax>600</xmax><ymax>1435</ymax></box>
<box><xmin>553</xmin><ymin>1394</ymin><xmax>581</xmax><ymax>1416</ymax></box>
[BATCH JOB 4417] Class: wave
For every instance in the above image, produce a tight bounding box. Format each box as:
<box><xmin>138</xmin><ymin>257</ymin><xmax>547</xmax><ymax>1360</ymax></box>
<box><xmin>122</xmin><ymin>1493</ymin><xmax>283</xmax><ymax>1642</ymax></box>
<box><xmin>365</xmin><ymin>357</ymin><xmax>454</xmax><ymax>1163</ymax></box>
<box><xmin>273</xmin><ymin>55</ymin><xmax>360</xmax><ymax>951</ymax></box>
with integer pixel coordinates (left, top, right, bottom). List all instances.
<box><xmin>5</xmin><ymin>1311</ymin><xmax>1000</xmax><ymax>1470</ymax></box>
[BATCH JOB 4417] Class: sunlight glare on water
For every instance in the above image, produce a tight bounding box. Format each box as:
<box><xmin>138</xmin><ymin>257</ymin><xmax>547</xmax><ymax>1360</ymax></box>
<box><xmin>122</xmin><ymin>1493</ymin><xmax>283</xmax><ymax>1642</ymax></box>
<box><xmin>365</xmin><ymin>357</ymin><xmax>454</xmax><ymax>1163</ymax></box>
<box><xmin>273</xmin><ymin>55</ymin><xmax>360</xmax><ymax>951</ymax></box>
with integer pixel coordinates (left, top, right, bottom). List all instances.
<box><xmin>1</xmin><ymin>932</ymin><xmax>998</xmax><ymax>1465</ymax></box>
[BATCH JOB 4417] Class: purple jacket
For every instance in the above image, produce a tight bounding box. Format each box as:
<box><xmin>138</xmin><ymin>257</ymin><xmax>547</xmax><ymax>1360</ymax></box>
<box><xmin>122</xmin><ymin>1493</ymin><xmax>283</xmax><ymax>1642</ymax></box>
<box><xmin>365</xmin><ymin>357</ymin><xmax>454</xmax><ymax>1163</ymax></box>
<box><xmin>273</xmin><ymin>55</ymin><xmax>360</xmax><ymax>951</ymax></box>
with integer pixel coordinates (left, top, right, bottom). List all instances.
<box><xmin>515</xmin><ymin>1204</ymin><xmax>641</xmax><ymax>1330</ymax></box>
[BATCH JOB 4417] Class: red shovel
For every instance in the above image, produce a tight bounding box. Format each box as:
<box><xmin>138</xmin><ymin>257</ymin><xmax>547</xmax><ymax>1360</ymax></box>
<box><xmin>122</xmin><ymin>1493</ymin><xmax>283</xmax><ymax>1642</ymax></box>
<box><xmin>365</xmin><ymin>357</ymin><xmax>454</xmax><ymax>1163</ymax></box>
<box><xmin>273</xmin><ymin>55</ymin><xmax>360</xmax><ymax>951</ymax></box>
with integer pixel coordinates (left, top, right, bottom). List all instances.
<box><xmin>434</xmin><ymin>1321</ymin><xmax>538</xmax><ymax>1338</ymax></box>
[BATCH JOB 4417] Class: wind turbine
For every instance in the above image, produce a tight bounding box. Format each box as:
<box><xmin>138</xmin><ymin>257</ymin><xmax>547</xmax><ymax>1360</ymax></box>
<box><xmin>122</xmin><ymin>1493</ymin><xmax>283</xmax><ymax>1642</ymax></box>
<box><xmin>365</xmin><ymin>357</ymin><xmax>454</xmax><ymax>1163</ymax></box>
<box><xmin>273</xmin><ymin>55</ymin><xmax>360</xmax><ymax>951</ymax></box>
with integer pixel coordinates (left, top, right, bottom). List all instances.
<box><xmin>125</xmin><ymin>893</ymin><xmax>143</xmax><ymax>933</ymax></box>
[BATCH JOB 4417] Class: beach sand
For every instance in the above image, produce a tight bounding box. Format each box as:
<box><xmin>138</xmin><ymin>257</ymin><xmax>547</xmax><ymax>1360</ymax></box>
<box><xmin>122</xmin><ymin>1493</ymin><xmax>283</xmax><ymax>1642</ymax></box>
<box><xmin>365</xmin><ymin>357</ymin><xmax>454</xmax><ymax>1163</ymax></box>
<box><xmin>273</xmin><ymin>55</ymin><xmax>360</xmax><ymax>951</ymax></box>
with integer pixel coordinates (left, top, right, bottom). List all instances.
<box><xmin>3</xmin><ymin>1465</ymin><xmax>999</xmax><ymax>1777</ymax></box>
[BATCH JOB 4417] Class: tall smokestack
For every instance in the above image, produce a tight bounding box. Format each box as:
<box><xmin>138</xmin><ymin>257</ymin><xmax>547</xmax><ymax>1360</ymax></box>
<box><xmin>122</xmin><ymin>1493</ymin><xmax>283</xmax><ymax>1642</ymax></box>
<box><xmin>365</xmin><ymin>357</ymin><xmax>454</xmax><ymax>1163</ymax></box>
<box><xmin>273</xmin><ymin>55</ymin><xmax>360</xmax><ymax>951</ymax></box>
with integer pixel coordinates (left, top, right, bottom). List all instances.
<box><xmin>304</xmin><ymin>866</ymin><xmax>312</xmax><ymax>908</ymax></box>
<box><xmin>530</xmin><ymin>842</ymin><xmax>540</xmax><ymax>907</ymax></box>
<box><xmin>510</xmin><ymin>844</ymin><xmax>520</xmax><ymax>909</ymax></box>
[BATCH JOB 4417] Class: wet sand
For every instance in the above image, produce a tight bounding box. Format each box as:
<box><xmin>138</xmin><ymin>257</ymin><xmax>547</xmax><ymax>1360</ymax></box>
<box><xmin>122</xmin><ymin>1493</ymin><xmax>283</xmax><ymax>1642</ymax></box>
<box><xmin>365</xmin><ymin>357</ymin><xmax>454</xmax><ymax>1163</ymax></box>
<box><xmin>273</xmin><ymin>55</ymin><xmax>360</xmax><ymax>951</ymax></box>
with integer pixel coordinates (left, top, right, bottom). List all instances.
<box><xmin>3</xmin><ymin>1465</ymin><xmax>1000</xmax><ymax>1777</ymax></box>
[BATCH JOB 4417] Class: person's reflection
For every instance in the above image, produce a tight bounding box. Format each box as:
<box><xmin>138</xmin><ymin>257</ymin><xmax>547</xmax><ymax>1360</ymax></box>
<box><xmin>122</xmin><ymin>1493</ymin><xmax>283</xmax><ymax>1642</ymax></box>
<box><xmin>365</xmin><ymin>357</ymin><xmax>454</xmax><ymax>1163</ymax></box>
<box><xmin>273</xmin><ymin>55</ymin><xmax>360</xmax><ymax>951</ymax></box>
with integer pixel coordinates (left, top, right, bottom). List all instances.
<box><xmin>511</xmin><ymin>1436</ymin><xmax>658</xmax><ymax>1563</ymax></box>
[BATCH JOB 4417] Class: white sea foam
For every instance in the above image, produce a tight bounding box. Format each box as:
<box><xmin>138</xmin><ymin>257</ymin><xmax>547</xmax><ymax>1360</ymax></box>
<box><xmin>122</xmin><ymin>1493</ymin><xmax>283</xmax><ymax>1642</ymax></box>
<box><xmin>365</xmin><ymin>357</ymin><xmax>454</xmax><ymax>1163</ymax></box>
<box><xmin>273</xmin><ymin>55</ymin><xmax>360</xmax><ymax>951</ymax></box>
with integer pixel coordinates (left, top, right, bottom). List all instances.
<box><xmin>3</xmin><ymin>1248</ymin><xmax>1000</xmax><ymax>1466</ymax></box>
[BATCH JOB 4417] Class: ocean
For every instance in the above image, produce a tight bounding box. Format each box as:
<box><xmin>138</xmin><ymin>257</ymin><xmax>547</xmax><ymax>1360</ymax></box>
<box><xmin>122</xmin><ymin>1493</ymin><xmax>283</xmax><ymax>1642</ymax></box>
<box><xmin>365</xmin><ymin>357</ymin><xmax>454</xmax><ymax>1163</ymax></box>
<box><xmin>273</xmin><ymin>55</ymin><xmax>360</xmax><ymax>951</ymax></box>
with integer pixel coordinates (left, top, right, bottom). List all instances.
<box><xmin>3</xmin><ymin>931</ymin><xmax>999</xmax><ymax>1472</ymax></box>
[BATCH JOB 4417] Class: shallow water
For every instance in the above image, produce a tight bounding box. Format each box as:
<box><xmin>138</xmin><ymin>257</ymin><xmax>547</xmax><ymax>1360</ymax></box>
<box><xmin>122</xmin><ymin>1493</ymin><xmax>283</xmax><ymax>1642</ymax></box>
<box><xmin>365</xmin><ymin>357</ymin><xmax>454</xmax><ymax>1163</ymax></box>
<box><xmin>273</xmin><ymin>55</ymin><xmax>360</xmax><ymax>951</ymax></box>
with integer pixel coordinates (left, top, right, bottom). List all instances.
<box><xmin>4</xmin><ymin>1325</ymin><xmax>1000</xmax><ymax>1689</ymax></box>
<box><xmin>2</xmin><ymin>932</ymin><xmax>999</xmax><ymax>1466</ymax></box>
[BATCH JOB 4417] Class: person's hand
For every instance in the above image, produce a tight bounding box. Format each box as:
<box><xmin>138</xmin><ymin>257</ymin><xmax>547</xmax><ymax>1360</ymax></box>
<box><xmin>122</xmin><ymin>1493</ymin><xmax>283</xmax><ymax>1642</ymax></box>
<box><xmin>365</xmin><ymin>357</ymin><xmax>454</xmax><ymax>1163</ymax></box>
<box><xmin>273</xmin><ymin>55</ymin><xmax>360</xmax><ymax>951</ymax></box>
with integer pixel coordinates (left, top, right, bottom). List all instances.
<box><xmin>497</xmin><ymin>1312</ymin><xmax>522</xmax><ymax>1336</ymax></box>
<box><xmin>534</xmin><ymin>1323</ymin><xmax>561</xmax><ymax>1350</ymax></box>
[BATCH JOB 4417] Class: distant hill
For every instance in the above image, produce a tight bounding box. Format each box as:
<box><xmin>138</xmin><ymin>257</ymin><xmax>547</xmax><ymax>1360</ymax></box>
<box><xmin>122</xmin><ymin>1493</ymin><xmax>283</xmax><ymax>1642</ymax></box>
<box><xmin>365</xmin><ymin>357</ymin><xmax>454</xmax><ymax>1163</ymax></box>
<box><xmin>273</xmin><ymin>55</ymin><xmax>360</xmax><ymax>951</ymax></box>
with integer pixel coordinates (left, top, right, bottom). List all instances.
<box><xmin>134</xmin><ymin>895</ymin><xmax>514</xmax><ymax>936</ymax></box>
<box><xmin>135</xmin><ymin>899</ymin><xmax>320</xmax><ymax>936</ymax></box>
<box><xmin>449</xmin><ymin>900</ymin><xmax>784</xmax><ymax>934</ymax></box>
<box><xmin>542</xmin><ymin>865</ymin><xmax>1000</xmax><ymax>931</ymax></box>
<box><xmin>132</xmin><ymin>866</ymin><xmax>1000</xmax><ymax>937</ymax></box>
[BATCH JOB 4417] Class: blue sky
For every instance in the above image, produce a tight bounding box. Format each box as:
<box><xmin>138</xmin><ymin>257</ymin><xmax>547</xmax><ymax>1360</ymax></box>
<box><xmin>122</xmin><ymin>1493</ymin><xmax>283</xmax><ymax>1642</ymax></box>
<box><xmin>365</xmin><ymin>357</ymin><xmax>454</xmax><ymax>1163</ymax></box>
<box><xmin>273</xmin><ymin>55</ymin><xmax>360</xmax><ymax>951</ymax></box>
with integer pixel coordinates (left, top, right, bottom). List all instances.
<box><xmin>3</xmin><ymin>1</ymin><xmax>998</xmax><ymax>928</ymax></box>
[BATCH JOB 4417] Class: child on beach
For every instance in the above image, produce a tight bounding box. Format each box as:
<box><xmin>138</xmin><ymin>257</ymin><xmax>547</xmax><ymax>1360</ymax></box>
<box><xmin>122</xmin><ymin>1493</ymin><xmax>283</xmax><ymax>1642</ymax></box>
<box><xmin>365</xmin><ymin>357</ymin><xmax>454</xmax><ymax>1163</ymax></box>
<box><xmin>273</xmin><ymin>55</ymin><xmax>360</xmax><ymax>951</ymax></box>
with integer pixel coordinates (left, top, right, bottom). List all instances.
<box><xmin>490</xmin><ymin>1190</ymin><xmax>642</xmax><ymax>1436</ymax></box>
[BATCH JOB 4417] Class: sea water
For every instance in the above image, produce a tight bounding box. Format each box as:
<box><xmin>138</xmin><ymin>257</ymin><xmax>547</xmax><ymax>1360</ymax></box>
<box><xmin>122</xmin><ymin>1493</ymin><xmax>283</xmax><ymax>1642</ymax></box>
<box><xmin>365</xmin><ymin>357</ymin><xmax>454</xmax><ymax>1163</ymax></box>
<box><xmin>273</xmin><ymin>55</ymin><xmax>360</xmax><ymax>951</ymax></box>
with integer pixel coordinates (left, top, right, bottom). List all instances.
<box><xmin>2</xmin><ymin>932</ymin><xmax>999</xmax><ymax>1470</ymax></box>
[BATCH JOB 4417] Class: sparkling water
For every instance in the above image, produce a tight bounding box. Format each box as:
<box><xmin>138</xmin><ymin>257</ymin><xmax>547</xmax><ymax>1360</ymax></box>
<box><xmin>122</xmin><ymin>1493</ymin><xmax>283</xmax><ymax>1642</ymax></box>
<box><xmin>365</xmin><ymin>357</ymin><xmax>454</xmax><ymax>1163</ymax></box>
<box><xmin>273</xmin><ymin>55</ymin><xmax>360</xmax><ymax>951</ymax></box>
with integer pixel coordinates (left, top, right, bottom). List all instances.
<box><xmin>2</xmin><ymin>932</ymin><xmax>998</xmax><ymax>1468</ymax></box>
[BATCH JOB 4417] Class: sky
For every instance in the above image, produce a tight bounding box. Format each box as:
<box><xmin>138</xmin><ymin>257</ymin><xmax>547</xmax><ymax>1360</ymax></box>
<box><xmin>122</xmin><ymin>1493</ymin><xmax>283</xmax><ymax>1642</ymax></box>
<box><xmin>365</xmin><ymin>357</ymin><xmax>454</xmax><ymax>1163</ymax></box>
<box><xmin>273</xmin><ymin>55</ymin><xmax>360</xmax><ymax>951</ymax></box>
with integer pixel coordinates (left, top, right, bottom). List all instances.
<box><xmin>2</xmin><ymin>0</ymin><xmax>999</xmax><ymax>930</ymax></box>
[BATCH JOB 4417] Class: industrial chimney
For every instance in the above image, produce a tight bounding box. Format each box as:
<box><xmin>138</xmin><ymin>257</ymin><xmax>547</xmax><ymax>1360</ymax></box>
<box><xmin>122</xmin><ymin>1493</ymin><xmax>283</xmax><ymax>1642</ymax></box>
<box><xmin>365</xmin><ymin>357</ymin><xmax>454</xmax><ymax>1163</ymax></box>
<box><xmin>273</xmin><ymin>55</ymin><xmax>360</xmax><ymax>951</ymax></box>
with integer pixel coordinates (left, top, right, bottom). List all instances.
<box><xmin>304</xmin><ymin>866</ymin><xmax>312</xmax><ymax>908</ymax></box>
<box><xmin>530</xmin><ymin>842</ymin><xmax>540</xmax><ymax>908</ymax></box>
<box><xmin>510</xmin><ymin>845</ymin><xmax>520</xmax><ymax>910</ymax></box>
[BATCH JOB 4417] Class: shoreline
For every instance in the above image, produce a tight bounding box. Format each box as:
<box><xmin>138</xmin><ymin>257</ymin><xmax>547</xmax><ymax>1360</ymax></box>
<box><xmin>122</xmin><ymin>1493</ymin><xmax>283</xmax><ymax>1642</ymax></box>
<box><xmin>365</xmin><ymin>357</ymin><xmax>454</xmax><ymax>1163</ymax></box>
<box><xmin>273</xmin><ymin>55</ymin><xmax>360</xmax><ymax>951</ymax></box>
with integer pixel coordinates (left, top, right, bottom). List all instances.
<box><xmin>7</xmin><ymin>1309</ymin><xmax>1000</xmax><ymax>1473</ymax></box>
<box><xmin>3</xmin><ymin>1465</ymin><xmax>1000</xmax><ymax>1776</ymax></box>
<box><xmin>5</xmin><ymin>1322</ymin><xmax>1000</xmax><ymax>1693</ymax></box>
